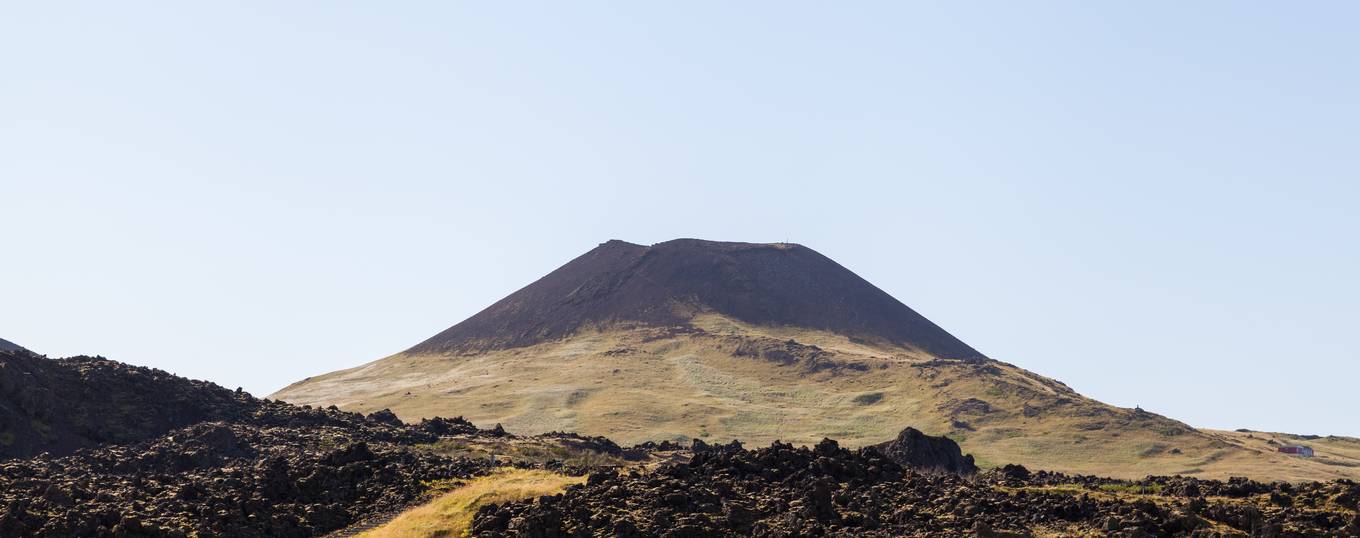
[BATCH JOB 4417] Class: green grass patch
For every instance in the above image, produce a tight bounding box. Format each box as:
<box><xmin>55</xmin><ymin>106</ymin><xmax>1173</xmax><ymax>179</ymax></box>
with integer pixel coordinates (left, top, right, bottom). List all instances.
<box><xmin>417</xmin><ymin>438</ymin><xmax>626</xmax><ymax>468</ymax></box>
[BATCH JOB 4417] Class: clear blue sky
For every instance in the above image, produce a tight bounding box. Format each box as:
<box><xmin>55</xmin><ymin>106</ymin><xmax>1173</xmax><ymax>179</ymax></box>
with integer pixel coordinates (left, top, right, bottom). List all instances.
<box><xmin>2</xmin><ymin>3</ymin><xmax>1356</xmax><ymax>436</ymax></box>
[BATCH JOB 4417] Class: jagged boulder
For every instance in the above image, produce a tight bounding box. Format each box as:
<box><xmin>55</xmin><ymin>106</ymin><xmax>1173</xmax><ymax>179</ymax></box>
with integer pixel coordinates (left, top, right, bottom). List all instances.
<box><xmin>419</xmin><ymin>416</ymin><xmax>480</xmax><ymax>436</ymax></box>
<box><xmin>875</xmin><ymin>426</ymin><xmax>977</xmax><ymax>475</ymax></box>
<box><xmin>366</xmin><ymin>408</ymin><xmax>403</xmax><ymax>426</ymax></box>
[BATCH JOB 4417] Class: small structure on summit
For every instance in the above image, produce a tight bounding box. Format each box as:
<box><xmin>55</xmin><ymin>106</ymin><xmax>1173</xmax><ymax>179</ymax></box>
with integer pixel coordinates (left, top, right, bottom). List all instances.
<box><xmin>1278</xmin><ymin>445</ymin><xmax>1314</xmax><ymax>457</ymax></box>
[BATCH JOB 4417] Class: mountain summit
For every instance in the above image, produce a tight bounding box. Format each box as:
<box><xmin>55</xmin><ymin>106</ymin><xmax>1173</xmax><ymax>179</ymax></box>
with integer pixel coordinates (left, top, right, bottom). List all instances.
<box><xmin>409</xmin><ymin>239</ymin><xmax>983</xmax><ymax>360</ymax></box>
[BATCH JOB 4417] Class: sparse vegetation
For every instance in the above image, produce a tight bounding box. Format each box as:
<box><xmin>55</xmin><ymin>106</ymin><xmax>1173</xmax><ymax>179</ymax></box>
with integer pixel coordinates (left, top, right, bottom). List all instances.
<box><xmin>358</xmin><ymin>469</ymin><xmax>583</xmax><ymax>538</ymax></box>
<box><xmin>1098</xmin><ymin>483</ymin><xmax>1164</xmax><ymax>495</ymax></box>
<box><xmin>417</xmin><ymin>437</ymin><xmax>627</xmax><ymax>468</ymax></box>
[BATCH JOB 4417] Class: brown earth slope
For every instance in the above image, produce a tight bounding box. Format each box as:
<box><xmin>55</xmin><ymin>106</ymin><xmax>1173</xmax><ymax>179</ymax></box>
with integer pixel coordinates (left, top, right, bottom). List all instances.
<box><xmin>273</xmin><ymin>239</ymin><xmax>1360</xmax><ymax>482</ymax></box>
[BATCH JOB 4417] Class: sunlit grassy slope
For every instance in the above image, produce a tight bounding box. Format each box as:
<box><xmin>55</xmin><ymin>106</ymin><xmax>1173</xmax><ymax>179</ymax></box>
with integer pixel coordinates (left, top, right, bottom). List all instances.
<box><xmin>357</xmin><ymin>469</ymin><xmax>583</xmax><ymax>538</ymax></box>
<box><xmin>274</xmin><ymin>314</ymin><xmax>1360</xmax><ymax>482</ymax></box>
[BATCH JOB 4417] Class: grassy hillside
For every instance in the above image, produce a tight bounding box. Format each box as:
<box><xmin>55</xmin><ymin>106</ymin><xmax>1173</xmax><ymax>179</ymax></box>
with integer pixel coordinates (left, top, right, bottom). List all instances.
<box><xmin>357</xmin><ymin>469</ymin><xmax>583</xmax><ymax>538</ymax></box>
<box><xmin>274</xmin><ymin>315</ymin><xmax>1360</xmax><ymax>482</ymax></box>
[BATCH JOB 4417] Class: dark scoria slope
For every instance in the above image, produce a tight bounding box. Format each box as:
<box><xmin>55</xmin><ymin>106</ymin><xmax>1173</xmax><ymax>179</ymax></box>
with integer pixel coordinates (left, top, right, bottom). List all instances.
<box><xmin>409</xmin><ymin>239</ymin><xmax>984</xmax><ymax>359</ymax></box>
<box><xmin>0</xmin><ymin>338</ymin><xmax>25</xmax><ymax>353</ymax></box>
<box><xmin>0</xmin><ymin>349</ymin><xmax>258</xmax><ymax>459</ymax></box>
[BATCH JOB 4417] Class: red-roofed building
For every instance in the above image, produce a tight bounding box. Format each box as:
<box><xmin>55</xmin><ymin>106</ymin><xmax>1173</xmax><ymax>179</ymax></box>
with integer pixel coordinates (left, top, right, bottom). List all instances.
<box><xmin>1278</xmin><ymin>445</ymin><xmax>1314</xmax><ymax>457</ymax></box>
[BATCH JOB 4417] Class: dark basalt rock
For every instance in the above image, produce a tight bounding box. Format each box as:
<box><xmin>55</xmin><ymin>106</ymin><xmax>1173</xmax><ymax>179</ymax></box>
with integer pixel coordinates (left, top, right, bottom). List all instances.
<box><xmin>0</xmin><ymin>398</ymin><xmax>494</xmax><ymax>538</ymax></box>
<box><xmin>631</xmin><ymin>440</ymin><xmax>685</xmax><ymax>452</ymax></box>
<box><xmin>875</xmin><ymin>426</ymin><xmax>978</xmax><ymax>475</ymax></box>
<box><xmin>994</xmin><ymin>463</ymin><xmax>1032</xmax><ymax>484</ymax></box>
<box><xmin>6</xmin><ymin>351</ymin><xmax>1357</xmax><ymax>537</ymax></box>
<box><xmin>473</xmin><ymin>439</ymin><xmax>1360</xmax><ymax>538</ymax></box>
<box><xmin>0</xmin><ymin>352</ymin><xmax>510</xmax><ymax>537</ymax></box>
<box><xmin>540</xmin><ymin>431</ymin><xmax>633</xmax><ymax>459</ymax></box>
<box><xmin>366</xmin><ymin>408</ymin><xmax>404</xmax><ymax>426</ymax></box>
<box><xmin>418</xmin><ymin>416</ymin><xmax>480</xmax><ymax>436</ymax></box>
<box><xmin>692</xmin><ymin>438</ymin><xmax>744</xmax><ymax>455</ymax></box>
<box><xmin>0</xmin><ymin>349</ymin><xmax>260</xmax><ymax>460</ymax></box>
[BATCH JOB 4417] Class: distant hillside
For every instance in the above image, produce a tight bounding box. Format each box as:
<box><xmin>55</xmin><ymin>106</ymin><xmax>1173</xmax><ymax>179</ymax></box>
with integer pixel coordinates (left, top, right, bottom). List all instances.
<box><xmin>276</xmin><ymin>239</ymin><xmax>1360</xmax><ymax>482</ymax></box>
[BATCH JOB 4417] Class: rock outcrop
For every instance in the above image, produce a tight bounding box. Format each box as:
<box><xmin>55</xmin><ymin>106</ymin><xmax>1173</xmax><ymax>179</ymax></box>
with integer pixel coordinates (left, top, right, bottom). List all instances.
<box><xmin>0</xmin><ymin>349</ymin><xmax>260</xmax><ymax>459</ymax></box>
<box><xmin>876</xmin><ymin>426</ymin><xmax>978</xmax><ymax>475</ymax></box>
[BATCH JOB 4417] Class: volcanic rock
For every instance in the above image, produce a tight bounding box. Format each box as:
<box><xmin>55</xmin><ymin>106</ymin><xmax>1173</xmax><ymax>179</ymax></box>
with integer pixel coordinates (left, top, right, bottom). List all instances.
<box><xmin>0</xmin><ymin>349</ymin><xmax>259</xmax><ymax>459</ymax></box>
<box><xmin>0</xmin><ymin>398</ymin><xmax>494</xmax><ymax>537</ymax></box>
<box><xmin>0</xmin><ymin>353</ymin><xmax>572</xmax><ymax>537</ymax></box>
<box><xmin>473</xmin><ymin>439</ymin><xmax>1360</xmax><ymax>537</ymax></box>
<box><xmin>876</xmin><ymin>426</ymin><xmax>978</xmax><ymax>475</ymax></box>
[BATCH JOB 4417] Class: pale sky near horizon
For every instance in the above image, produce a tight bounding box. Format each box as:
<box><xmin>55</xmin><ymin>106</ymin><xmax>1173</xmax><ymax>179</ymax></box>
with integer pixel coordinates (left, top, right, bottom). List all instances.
<box><xmin>2</xmin><ymin>3</ymin><xmax>1356</xmax><ymax>437</ymax></box>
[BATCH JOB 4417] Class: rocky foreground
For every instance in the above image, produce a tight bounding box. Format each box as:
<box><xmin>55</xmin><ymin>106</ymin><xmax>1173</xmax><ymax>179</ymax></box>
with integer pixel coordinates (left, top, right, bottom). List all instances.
<box><xmin>0</xmin><ymin>398</ymin><xmax>499</xmax><ymax>537</ymax></box>
<box><xmin>0</xmin><ymin>349</ymin><xmax>512</xmax><ymax>537</ymax></box>
<box><xmin>473</xmin><ymin>439</ymin><xmax>1360</xmax><ymax>537</ymax></box>
<box><xmin>4</xmin><ymin>350</ymin><xmax>1359</xmax><ymax>537</ymax></box>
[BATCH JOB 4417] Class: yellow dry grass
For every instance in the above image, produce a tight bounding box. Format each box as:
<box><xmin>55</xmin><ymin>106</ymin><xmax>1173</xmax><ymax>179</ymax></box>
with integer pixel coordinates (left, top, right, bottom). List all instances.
<box><xmin>273</xmin><ymin>315</ymin><xmax>1360</xmax><ymax>483</ymax></box>
<box><xmin>357</xmin><ymin>469</ymin><xmax>584</xmax><ymax>538</ymax></box>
